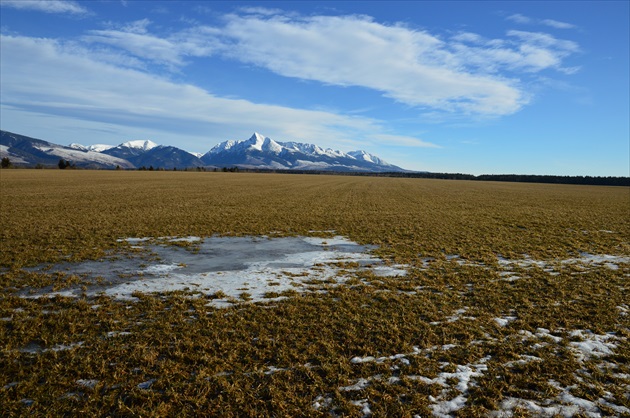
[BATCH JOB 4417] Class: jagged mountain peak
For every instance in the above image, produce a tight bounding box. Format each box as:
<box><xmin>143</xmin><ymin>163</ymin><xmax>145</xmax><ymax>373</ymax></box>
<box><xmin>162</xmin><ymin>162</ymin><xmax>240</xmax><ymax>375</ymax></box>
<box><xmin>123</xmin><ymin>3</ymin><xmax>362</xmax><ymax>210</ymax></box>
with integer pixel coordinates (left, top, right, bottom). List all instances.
<box><xmin>201</xmin><ymin>133</ymin><xmax>405</xmax><ymax>172</ymax></box>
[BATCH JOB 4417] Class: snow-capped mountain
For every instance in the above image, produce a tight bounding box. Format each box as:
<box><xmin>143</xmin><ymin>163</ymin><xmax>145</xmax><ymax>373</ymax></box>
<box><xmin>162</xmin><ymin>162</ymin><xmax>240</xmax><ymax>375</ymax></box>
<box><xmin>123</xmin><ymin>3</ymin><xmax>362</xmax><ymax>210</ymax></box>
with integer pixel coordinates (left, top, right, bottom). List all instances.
<box><xmin>101</xmin><ymin>140</ymin><xmax>159</xmax><ymax>160</ymax></box>
<box><xmin>202</xmin><ymin>133</ymin><xmax>404</xmax><ymax>172</ymax></box>
<box><xmin>120</xmin><ymin>140</ymin><xmax>158</xmax><ymax>151</ymax></box>
<box><xmin>1</xmin><ymin>130</ymin><xmax>407</xmax><ymax>172</ymax></box>
<box><xmin>1</xmin><ymin>131</ymin><xmax>134</xmax><ymax>169</ymax></box>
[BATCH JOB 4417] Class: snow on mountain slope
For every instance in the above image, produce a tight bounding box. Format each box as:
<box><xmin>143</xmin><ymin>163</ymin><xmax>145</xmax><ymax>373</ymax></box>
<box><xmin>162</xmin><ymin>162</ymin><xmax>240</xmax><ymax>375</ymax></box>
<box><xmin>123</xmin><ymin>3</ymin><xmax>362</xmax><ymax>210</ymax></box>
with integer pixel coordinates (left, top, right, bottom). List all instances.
<box><xmin>33</xmin><ymin>144</ymin><xmax>135</xmax><ymax>168</ymax></box>
<box><xmin>0</xmin><ymin>144</ymin><xmax>29</xmax><ymax>164</ymax></box>
<box><xmin>347</xmin><ymin>150</ymin><xmax>395</xmax><ymax>167</ymax></box>
<box><xmin>207</xmin><ymin>140</ymin><xmax>238</xmax><ymax>155</ymax></box>
<box><xmin>348</xmin><ymin>150</ymin><xmax>374</xmax><ymax>163</ymax></box>
<box><xmin>120</xmin><ymin>140</ymin><xmax>158</xmax><ymax>151</ymax></box>
<box><xmin>69</xmin><ymin>143</ymin><xmax>87</xmax><ymax>151</ymax></box>
<box><xmin>70</xmin><ymin>143</ymin><xmax>115</xmax><ymax>152</ymax></box>
<box><xmin>248</xmin><ymin>132</ymin><xmax>266</xmax><ymax>151</ymax></box>
<box><xmin>283</xmin><ymin>142</ymin><xmax>345</xmax><ymax>158</ymax></box>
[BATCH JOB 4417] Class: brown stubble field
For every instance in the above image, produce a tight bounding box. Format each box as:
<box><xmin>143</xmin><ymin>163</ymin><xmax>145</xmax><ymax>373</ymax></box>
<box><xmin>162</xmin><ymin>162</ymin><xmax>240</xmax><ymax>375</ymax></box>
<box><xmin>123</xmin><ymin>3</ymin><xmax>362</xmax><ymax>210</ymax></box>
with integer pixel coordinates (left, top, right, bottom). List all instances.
<box><xmin>1</xmin><ymin>169</ymin><xmax>629</xmax><ymax>416</ymax></box>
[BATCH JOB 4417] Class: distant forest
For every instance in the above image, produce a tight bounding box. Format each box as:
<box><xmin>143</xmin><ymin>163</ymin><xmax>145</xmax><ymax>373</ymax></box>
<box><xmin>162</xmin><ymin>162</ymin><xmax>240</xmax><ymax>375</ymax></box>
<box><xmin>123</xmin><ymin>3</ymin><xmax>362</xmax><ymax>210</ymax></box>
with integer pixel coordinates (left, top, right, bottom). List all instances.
<box><xmin>237</xmin><ymin>168</ymin><xmax>630</xmax><ymax>186</ymax></box>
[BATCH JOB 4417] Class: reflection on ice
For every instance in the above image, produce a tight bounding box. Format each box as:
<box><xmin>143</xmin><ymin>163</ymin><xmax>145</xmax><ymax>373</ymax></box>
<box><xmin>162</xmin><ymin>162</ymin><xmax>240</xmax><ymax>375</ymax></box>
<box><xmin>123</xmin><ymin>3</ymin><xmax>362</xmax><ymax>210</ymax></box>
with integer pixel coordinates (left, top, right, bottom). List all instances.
<box><xmin>27</xmin><ymin>236</ymin><xmax>407</xmax><ymax>305</ymax></box>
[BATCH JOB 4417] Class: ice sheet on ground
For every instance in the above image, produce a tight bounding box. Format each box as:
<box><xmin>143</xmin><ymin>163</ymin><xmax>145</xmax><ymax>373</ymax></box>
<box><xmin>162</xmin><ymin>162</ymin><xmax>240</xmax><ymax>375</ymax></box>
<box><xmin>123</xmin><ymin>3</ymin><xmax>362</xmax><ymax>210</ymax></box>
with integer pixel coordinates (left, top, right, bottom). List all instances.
<box><xmin>25</xmin><ymin>236</ymin><xmax>407</xmax><ymax>305</ymax></box>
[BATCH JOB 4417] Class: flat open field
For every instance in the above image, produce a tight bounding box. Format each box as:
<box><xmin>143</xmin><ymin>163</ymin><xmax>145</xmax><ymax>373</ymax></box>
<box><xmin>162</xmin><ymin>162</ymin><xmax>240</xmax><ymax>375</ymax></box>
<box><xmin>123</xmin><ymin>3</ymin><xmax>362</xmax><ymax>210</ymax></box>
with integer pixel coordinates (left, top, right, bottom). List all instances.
<box><xmin>1</xmin><ymin>170</ymin><xmax>629</xmax><ymax>416</ymax></box>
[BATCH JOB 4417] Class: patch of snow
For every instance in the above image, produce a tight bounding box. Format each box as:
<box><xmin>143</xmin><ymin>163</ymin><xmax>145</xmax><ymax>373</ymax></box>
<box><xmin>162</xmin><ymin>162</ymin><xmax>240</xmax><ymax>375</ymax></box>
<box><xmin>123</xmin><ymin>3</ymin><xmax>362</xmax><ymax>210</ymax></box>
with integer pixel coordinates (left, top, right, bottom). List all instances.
<box><xmin>446</xmin><ymin>307</ymin><xmax>476</xmax><ymax>323</ymax></box>
<box><xmin>534</xmin><ymin>328</ymin><xmax>563</xmax><ymax>343</ymax></box>
<box><xmin>312</xmin><ymin>395</ymin><xmax>333</xmax><ymax>411</ymax></box>
<box><xmin>340</xmin><ymin>377</ymin><xmax>372</xmax><ymax>392</ymax></box>
<box><xmin>568</xmin><ymin>330</ymin><xmax>618</xmax><ymax>361</ymax></box>
<box><xmin>76</xmin><ymin>379</ymin><xmax>99</xmax><ymax>389</ymax></box>
<box><xmin>421</xmin><ymin>357</ymin><xmax>490</xmax><ymax>417</ymax></box>
<box><xmin>504</xmin><ymin>355</ymin><xmax>543</xmax><ymax>368</ymax></box>
<box><xmin>371</xmin><ymin>265</ymin><xmax>408</xmax><ymax>277</ymax></box>
<box><xmin>106</xmin><ymin>331</ymin><xmax>132</xmax><ymax>338</ymax></box>
<box><xmin>351</xmin><ymin>398</ymin><xmax>372</xmax><ymax>417</ymax></box>
<box><xmin>350</xmin><ymin>353</ymin><xmax>408</xmax><ymax>364</ymax></box>
<box><xmin>494</xmin><ymin>316</ymin><xmax>517</xmax><ymax>327</ymax></box>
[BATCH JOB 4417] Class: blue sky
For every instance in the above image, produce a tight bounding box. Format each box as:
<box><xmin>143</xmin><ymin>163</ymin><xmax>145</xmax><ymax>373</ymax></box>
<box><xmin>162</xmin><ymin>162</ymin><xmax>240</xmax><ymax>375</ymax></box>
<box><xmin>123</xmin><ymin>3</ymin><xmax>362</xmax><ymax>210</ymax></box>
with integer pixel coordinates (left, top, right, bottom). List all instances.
<box><xmin>1</xmin><ymin>0</ymin><xmax>628</xmax><ymax>175</ymax></box>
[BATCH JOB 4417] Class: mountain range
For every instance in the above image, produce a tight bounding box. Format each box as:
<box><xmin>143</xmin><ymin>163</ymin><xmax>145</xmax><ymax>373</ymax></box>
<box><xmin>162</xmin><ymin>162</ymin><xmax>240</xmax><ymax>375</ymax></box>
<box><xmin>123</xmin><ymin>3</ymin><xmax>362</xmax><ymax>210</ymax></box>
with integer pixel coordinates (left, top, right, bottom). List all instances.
<box><xmin>0</xmin><ymin>130</ymin><xmax>406</xmax><ymax>172</ymax></box>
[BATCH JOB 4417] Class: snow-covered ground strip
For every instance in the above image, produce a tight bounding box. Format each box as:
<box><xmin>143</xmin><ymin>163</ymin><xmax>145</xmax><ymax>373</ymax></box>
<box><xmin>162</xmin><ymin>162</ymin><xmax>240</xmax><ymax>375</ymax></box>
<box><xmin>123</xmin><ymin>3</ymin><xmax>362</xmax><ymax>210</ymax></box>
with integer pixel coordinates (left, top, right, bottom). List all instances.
<box><xmin>492</xmin><ymin>380</ymin><xmax>630</xmax><ymax>418</ymax></box>
<box><xmin>419</xmin><ymin>252</ymin><xmax>628</xmax><ymax>280</ymax></box>
<box><xmin>327</xmin><ymin>325</ymin><xmax>628</xmax><ymax>417</ymax></box>
<box><xmin>27</xmin><ymin>235</ymin><xmax>408</xmax><ymax>305</ymax></box>
<box><xmin>318</xmin><ymin>351</ymin><xmax>492</xmax><ymax>417</ymax></box>
<box><xmin>496</xmin><ymin>253</ymin><xmax>629</xmax><ymax>273</ymax></box>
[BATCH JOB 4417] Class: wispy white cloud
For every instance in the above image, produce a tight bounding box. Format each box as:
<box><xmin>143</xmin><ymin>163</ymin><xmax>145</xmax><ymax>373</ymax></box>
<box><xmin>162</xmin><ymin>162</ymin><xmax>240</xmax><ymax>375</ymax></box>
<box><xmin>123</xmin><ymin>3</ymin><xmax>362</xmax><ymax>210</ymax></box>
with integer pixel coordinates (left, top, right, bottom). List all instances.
<box><xmin>369</xmin><ymin>134</ymin><xmax>440</xmax><ymax>148</ymax></box>
<box><xmin>81</xmin><ymin>11</ymin><xmax>579</xmax><ymax>118</ymax></box>
<box><xmin>541</xmin><ymin>19</ymin><xmax>576</xmax><ymax>30</ymax></box>
<box><xmin>0</xmin><ymin>34</ymin><xmax>438</xmax><ymax>152</ymax></box>
<box><xmin>83</xmin><ymin>29</ymin><xmax>186</xmax><ymax>67</ymax></box>
<box><xmin>209</xmin><ymin>13</ymin><xmax>527</xmax><ymax>117</ymax></box>
<box><xmin>82</xmin><ymin>19</ymin><xmax>221</xmax><ymax>68</ymax></box>
<box><xmin>448</xmin><ymin>30</ymin><xmax>580</xmax><ymax>75</ymax></box>
<box><xmin>506</xmin><ymin>14</ymin><xmax>531</xmax><ymax>24</ymax></box>
<box><xmin>0</xmin><ymin>0</ymin><xmax>88</xmax><ymax>15</ymax></box>
<box><xmin>507</xmin><ymin>13</ymin><xmax>576</xmax><ymax>30</ymax></box>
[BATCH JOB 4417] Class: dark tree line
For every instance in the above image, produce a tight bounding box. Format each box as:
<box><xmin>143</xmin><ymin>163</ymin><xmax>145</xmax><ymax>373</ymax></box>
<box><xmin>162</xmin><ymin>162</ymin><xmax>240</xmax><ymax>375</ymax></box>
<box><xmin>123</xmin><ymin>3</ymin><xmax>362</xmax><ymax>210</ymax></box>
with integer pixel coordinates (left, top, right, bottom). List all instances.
<box><xmin>218</xmin><ymin>167</ymin><xmax>630</xmax><ymax>186</ymax></box>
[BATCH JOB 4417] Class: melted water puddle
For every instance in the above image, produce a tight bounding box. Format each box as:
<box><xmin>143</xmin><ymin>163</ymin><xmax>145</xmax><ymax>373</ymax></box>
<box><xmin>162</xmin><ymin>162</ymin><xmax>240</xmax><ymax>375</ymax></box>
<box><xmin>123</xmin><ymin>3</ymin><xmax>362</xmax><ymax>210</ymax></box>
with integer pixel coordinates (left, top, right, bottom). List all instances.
<box><xmin>26</xmin><ymin>236</ymin><xmax>407</xmax><ymax>306</ymax></box>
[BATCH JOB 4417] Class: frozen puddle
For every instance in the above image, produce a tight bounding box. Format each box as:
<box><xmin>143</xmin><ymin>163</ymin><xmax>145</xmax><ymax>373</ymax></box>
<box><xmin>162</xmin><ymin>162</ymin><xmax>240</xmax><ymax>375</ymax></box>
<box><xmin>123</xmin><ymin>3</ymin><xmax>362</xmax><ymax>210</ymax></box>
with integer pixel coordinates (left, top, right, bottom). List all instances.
<box><xmin>27</xmin><ymin>236</ymin><xmax>407</xmax><ymax>305</ymax></box>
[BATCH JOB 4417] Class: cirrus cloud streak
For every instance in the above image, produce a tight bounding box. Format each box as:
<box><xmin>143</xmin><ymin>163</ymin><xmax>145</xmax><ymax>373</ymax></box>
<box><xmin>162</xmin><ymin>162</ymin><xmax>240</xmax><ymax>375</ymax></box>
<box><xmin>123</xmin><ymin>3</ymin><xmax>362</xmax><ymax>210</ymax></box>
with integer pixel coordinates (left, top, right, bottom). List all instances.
<box><xmin>0</xmin><ymin>0</ymin><xmax>88</xmax><ymax>15</ymax></box>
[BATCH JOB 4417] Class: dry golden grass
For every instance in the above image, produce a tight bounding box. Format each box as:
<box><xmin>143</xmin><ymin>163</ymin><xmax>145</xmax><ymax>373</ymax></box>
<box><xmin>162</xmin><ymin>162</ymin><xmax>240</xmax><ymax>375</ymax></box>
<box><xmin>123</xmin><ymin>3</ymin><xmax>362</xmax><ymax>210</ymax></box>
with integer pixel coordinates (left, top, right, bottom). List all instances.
<box><xmin>1</xmin><ymin>170</ymin><xmax>628</xmax><ymax>416</ymax></box>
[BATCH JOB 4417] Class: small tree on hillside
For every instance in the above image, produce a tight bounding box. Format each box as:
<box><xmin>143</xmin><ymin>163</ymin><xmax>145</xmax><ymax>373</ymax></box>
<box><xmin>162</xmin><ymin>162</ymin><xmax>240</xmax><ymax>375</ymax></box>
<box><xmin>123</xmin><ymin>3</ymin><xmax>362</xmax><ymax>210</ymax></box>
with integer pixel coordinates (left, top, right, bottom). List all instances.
<box><xmin>1</xmin><ymin>157</ymin><xmax>12</xmax><ymax>168</ymax></box>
